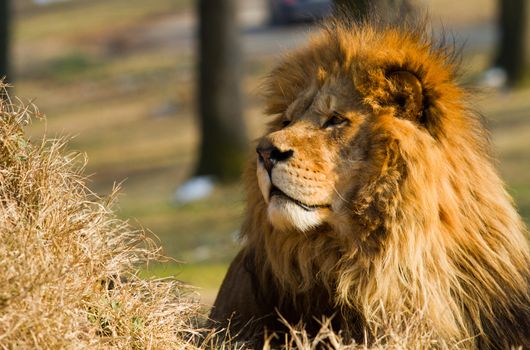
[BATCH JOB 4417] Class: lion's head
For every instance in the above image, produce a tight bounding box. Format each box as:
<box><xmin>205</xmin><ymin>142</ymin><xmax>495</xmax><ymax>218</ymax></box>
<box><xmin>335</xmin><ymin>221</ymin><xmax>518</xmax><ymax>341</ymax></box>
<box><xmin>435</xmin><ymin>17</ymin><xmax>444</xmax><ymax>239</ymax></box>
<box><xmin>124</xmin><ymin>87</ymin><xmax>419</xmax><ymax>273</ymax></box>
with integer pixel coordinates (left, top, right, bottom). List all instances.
<box><xmin>252</xmin><ymin>21</ymin><xmax>469</xmax><ymax>236</ymax></box>
<box><xmin>236</xmin><ymin>19</ymin><xmax>530</xmax><ymax>348</ymax></box>
<box><xmin>255</xmin><ymin>67</ymin><xmax>424</xmax><ymax>234</ymax></box>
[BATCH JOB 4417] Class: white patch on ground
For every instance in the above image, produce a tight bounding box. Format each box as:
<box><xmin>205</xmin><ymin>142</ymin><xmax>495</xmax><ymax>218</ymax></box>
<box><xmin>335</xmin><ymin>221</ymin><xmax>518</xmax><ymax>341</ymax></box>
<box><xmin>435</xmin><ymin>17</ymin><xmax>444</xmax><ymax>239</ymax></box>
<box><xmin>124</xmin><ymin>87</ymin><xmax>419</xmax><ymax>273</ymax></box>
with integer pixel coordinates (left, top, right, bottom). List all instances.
<box><xmin>173</xmin><ymin>176</ymin><xmax>215</xmax><ymax>203</ymax></box>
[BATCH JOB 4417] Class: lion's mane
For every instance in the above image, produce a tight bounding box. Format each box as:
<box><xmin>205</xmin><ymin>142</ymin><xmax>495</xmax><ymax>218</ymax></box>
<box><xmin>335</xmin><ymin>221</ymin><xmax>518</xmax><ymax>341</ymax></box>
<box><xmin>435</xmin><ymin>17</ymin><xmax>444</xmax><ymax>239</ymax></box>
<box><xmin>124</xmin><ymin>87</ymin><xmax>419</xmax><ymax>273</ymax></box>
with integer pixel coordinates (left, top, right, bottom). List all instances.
<box><xmin>211</xmin><ymin>18</ymin><xmax>530</xmax><ymax>349</ymax></box>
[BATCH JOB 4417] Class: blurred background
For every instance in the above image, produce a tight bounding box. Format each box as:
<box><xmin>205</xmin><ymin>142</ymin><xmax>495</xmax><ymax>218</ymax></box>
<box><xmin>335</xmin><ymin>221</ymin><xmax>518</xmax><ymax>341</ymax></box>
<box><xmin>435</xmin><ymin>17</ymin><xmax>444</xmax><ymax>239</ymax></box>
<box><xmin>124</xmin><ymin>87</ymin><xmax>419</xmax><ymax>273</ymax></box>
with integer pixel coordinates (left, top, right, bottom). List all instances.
<box><xmin>1</xmin><ymin>0</ymin><xmax>529</xmax><ymax>305</ymax></box>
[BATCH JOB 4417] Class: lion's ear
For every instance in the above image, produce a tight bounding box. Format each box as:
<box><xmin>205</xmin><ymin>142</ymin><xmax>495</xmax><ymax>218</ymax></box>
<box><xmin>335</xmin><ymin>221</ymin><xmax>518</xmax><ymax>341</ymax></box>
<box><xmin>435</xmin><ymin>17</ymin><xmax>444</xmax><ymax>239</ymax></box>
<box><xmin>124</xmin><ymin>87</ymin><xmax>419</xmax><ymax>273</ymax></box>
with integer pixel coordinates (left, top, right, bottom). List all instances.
<box><xmin>387</xmin><ymin>71</ymin><xmax>424</xmax><ymax>122</ymax></box>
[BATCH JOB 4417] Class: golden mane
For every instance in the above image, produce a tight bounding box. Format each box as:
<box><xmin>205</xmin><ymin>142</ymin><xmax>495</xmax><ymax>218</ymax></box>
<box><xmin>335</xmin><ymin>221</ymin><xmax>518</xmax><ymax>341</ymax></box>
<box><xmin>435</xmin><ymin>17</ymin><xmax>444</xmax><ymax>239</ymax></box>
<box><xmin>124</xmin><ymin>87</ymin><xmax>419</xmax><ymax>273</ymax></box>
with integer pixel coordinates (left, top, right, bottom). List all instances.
<box><xmin>210</xmin><ymin>18</ymin><xmax>530</xmax><ymax>349</ymax></box>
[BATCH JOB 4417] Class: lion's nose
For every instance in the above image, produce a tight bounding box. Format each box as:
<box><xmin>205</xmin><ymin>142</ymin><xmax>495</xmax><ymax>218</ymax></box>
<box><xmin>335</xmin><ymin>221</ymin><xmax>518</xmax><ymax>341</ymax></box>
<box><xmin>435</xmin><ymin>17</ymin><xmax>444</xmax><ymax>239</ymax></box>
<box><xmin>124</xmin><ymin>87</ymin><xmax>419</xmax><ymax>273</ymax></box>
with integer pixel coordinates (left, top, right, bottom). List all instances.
<box><xmin>256</xmin><ymin>144</ymin><xmax>293</xmax><ymax>174</ymax></box>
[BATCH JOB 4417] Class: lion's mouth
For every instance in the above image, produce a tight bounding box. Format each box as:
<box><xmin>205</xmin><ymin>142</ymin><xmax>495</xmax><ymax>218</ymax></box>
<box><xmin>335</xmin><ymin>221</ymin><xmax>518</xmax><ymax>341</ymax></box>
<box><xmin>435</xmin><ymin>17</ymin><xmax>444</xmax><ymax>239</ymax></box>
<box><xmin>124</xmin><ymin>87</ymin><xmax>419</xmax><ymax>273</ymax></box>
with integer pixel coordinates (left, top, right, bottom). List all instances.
<box><xmin>270</xmin><ymin>185</ymin><xmax>330</xmax><ymax>212</ymax></box>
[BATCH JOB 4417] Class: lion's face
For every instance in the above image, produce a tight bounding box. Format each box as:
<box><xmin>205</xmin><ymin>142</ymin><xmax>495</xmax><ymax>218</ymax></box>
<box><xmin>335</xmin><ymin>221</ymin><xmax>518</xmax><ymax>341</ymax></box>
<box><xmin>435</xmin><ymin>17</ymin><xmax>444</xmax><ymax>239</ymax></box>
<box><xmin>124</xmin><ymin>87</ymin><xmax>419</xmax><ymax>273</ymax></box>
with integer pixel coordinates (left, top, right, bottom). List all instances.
<box><xmin>256</xmin><ymin>78</ymin><xmax>368</xmax><ymax>232</ymax></box>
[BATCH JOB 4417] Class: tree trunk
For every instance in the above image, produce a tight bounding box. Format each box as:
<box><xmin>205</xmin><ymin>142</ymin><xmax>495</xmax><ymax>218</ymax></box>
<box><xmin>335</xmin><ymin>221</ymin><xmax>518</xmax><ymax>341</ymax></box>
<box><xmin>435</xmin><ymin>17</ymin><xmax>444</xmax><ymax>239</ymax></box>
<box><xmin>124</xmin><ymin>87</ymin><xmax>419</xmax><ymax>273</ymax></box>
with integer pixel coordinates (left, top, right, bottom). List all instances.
<box><xmin>195</xmin><ymin>0</ymin><xmax>247</xmax><ymax>181</ymax></box>
<box><xmin>0</xmin><ymin>0</ymin><xmax>10</xmax><ymax>82</ymax></box>
<box><xmin>495</xmin><ymin>0</ymin><xmax>530</xmax><ymax>86</ymax></box>
<box><xmin>332</xmin><ymin>0</ymin><xmax>415</xmax><ymax>21</ymax></box>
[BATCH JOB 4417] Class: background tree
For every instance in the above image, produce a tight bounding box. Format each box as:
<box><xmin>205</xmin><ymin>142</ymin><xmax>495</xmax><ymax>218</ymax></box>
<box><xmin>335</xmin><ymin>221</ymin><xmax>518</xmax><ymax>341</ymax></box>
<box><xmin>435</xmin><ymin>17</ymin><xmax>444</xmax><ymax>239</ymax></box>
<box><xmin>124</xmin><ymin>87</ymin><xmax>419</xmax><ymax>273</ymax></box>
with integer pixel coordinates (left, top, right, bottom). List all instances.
<box><xmin>0</xmin><ymin>0</ymin><xmax>10</xmax><ymax>81</ymax></box>
<box><xmin>195</xmin><ymin>0</ymin><xmax>247</xmax><ymax>181</ymax></box>
<box><xmin>494</xmin><ymin>0</ymin><xmax>530</xmax><ymax>86</ymax></box>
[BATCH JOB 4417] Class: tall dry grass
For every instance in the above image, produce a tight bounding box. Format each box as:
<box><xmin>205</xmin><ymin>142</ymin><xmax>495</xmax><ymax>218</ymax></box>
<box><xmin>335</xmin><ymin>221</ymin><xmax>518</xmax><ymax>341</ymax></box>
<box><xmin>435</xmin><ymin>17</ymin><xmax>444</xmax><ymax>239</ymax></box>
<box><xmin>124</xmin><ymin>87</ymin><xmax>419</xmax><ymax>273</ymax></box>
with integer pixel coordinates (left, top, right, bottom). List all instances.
<box><xmin>0</xmin><ymin>84</ymin><xmax>201</xmax><ymax>349</ymax></box>
<box><xmin>261</xmin><ymin>308</ymin><xmax>461</xmax><ymax>350</ymax></box>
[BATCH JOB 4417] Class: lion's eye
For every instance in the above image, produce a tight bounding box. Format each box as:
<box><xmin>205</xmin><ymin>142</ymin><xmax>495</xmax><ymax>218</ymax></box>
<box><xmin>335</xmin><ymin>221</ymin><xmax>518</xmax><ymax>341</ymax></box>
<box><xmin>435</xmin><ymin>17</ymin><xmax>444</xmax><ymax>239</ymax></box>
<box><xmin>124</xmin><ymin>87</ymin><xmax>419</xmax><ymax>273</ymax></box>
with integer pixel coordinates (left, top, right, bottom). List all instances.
<box><xmin>323</xmin><ymin>112</ymin><xmax>347</xmax><ymax>128</ymax></box>
<box><xmin>281</xmin><ymin>119</ymin><xmax>291</xmax><ymax>128</ymax></box>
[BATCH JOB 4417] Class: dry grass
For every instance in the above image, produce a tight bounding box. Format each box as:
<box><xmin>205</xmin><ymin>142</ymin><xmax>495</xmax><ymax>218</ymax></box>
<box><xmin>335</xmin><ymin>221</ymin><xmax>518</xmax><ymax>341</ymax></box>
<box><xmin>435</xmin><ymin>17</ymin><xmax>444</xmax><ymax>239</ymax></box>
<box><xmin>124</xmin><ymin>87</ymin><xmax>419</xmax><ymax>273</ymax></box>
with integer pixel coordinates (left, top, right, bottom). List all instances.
<box><xmin>0</xmin><ymin>83</ymin><xmax>201</xmax><ymax>349</ymax></box>
<box><xmin>206</xmin><ymin>306</ymin><xmax>463</xmax><ymax>349</ymax></box>
<box><xmin>263</xmin><ymin>310</ymin><xmax>460</xmax><ymax>350</ymax></box>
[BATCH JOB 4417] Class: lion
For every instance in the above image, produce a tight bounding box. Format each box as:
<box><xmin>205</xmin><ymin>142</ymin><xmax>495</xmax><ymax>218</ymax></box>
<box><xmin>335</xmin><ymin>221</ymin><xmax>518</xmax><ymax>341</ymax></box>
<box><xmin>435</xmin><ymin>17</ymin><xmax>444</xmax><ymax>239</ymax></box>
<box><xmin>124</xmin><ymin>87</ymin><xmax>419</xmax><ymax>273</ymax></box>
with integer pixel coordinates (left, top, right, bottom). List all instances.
<box><xmin>208</xmin><ymin>17</ymin><xmax>530</xmax><ymax>349</ymax></box>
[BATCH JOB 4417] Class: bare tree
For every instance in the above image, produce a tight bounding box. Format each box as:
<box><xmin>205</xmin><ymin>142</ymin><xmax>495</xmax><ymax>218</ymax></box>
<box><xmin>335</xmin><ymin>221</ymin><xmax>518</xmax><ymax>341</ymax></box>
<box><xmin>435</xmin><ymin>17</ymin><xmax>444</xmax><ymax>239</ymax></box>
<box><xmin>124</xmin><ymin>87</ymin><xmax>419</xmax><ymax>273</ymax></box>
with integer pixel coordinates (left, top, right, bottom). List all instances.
<box><xmin>0</xmin><ymin>0</ymin><xmax>10</xmax><ymax>81</ymax></box>
<box><xmin>195</xmin><ymin>0</ymin><xmax>247</xmax><ymax>181</ymax></box>
<box><xmin>494</xmin><ymin>0</ymin><xmax>530</xmax><ymax>86</ymax></box>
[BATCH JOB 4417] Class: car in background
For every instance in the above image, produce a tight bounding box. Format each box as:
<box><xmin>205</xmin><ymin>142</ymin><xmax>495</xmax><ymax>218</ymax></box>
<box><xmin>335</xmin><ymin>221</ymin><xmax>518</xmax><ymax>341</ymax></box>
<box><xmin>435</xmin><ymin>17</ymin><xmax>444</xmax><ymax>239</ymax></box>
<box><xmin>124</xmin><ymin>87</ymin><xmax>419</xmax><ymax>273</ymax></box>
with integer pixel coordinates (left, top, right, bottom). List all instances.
<box><xmin>268</xmin><ymin>0</ymin><xmax>332</xmax><ymax>25</ymax></box>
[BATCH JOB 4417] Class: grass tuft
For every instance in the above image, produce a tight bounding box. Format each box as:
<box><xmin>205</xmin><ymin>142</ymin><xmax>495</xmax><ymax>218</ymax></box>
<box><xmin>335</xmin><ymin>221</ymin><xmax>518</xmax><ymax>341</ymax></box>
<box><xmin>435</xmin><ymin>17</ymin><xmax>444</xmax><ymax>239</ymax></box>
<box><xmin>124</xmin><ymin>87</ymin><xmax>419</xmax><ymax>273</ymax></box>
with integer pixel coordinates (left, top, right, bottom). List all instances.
<box><xmin>0</xmin><ymin>83</ymin><xmax>201</xmax><ymax>349</ymax></box>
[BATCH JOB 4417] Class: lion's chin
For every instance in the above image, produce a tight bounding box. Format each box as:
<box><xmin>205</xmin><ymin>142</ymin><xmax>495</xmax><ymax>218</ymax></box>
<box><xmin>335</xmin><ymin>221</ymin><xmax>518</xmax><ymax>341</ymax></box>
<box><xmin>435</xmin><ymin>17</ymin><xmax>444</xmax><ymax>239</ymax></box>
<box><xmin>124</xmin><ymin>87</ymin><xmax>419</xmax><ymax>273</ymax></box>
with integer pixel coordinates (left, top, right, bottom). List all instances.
<box><xmin>268</xmin><ymin>195</ymin><xmax>324</xmax><ymax>232</ymax></box>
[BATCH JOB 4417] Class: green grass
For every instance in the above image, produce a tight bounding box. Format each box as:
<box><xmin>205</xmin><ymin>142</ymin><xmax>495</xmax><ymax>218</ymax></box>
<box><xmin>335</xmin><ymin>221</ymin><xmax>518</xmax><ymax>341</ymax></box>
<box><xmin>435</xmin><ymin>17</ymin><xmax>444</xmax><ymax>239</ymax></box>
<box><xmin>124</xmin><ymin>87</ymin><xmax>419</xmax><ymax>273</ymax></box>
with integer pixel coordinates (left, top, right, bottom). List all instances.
<box><xmin>140</xmin><ymin>263</ymin><xmax>228</xmax><ymax>290</ymax></box>
<box><xmin>139</xmin><ymin>263</ymin><xmax>229</xmax><ymax>305</ymax></box>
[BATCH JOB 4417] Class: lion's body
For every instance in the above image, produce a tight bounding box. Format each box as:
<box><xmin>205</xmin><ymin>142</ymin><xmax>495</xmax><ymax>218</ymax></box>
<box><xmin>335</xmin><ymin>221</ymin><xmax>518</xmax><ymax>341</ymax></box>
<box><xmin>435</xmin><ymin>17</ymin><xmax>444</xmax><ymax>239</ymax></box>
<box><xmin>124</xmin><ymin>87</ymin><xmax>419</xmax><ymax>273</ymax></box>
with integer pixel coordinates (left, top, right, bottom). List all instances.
<box><xmin>209</xmin><ymin>18</ymin><xmax>530</xmax><ymax>349</ymax></box>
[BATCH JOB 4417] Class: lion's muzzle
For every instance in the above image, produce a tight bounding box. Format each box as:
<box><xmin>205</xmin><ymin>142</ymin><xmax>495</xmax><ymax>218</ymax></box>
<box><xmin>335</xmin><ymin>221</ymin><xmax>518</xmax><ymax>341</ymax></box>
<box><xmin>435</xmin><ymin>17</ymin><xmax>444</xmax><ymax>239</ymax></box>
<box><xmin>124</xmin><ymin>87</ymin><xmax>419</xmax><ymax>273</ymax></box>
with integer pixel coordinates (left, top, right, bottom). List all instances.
<box><xmin>256</xmin><ymin>142</ymin><xmax>294</xmax><ymax>175</ymax></box>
